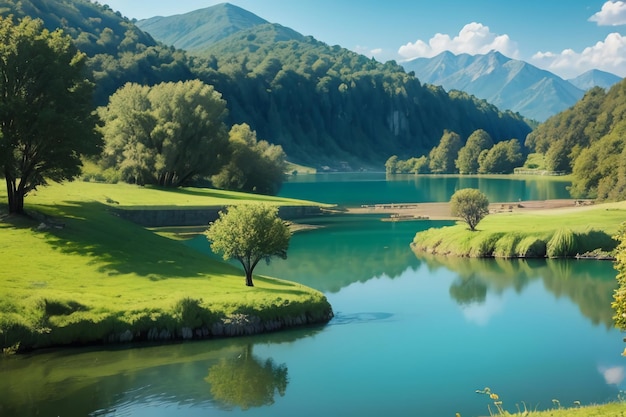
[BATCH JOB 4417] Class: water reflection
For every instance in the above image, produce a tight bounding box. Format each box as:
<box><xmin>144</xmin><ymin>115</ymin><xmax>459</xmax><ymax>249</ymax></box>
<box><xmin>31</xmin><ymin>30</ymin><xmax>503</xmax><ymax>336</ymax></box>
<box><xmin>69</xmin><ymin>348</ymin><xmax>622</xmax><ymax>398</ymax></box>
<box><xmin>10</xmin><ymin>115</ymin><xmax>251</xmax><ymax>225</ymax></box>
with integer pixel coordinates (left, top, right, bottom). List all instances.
<box><xmin>280</xmin><ymin>173</ymin><xmax>571</xmax><ymax>206</ymax></box>
<box><xmin>417</xmin><ymin>253</ymin><xmax>618</xmax><ymax>328</ymax></box>
<box><xmin>0</xmin><ymin>327</ymin><xmax>320</xmax><ymax>417</ymax></box>
<box><xmin>206</xmin><ymin>344</ymin><xmax>288</xmax><ymax>410</ymax></box>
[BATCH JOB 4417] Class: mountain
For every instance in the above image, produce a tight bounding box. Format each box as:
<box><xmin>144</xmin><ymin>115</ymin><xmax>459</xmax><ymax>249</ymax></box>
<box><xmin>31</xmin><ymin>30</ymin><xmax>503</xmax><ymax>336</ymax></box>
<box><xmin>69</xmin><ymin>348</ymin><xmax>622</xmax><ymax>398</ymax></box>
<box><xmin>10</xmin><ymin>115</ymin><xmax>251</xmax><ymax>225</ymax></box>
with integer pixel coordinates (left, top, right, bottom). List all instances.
<box><xmin>142</xmin><ymin>8</ymin><xmax>532</xmax><ymax>167</ymax></box>
<box><xmin>136</xmin><ymin>3</ymin><xmax>268</xmax><ymax>52</ymax></box>
<box><xmin>1</xmin><ymin>0</ymin><xmax>532</xmax><ymax>169</ymax></box>
<box><xmin>568</xmin><ymin>69</ymin><xmax>622</xmax><ymax>91</ymax></box>
<box><xmin>403</xmin><ymin>51</ymin><xmax>586</xmax><ymax>122</ymax></box>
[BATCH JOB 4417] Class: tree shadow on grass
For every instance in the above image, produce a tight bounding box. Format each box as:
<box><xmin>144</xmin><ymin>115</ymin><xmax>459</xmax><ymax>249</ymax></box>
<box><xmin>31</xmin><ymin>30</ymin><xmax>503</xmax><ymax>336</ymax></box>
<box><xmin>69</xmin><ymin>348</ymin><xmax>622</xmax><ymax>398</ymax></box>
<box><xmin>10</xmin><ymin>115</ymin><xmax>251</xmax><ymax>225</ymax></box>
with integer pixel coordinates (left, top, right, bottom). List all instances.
<box><xmin>38</xmin><ymin>201</ymin><xmax>236</xmax><ymax>280</ymax></box>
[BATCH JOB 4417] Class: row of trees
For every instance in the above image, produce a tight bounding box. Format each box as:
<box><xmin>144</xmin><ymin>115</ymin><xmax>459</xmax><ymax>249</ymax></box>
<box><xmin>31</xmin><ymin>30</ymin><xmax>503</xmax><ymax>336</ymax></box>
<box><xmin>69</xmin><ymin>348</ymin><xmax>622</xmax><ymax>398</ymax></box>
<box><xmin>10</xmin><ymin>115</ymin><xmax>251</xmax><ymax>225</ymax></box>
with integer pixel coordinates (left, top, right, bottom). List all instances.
<box><xmin>98</xmin><ymin>80</ymin><xmax>286</xmax><ymax>192</ymax></box>
<box><xmin>385</xmin><ymin>129</ymin><xmax>524</xmax><ymax>175</ymax></box>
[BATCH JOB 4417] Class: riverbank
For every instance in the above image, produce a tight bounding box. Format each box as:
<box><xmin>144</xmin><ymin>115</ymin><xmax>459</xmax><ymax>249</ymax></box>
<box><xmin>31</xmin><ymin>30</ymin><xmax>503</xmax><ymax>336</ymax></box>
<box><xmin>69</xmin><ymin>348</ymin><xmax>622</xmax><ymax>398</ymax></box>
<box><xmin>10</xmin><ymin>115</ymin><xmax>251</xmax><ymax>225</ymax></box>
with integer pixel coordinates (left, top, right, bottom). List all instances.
<box><xmin>409</xmin><ymin>198</ymin><xmax>626</xmax><ymax>258</ymax></box>
<box><xmin>346</xmin><ymin>198</ymin><xmax>585</xmax><ymax>220</ymax></box>
<box><xmin>0</xmin><ymin>182</ymin><xmax>333</xmax><ymax>353</ymax></box>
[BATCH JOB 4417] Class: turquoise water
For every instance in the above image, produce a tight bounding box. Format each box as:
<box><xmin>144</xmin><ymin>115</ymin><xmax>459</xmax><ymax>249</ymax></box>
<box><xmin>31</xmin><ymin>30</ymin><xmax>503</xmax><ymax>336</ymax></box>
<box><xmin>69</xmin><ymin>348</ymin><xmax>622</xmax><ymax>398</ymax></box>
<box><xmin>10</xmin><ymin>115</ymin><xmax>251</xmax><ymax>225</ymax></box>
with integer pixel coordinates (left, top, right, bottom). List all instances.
<box><xmin>279</xmin><ymin>173</ymin><xmax>571</xmax><ymax>206</ymax></box>
<box><xmin>1</xmin><ymin>175</ymin><xmax>624</xmax><ymax>417</ymax></box>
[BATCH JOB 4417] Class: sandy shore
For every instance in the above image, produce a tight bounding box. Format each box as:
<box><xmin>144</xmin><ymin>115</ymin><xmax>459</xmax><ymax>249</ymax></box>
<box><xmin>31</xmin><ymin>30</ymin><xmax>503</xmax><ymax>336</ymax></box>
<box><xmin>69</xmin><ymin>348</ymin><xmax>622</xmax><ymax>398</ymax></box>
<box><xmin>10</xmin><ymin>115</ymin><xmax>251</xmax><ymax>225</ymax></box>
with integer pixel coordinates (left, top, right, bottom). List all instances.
<box><xmin>344</xmin><ymin>199</ymin><xmax>591</xmax><ymax>220</ymax></box>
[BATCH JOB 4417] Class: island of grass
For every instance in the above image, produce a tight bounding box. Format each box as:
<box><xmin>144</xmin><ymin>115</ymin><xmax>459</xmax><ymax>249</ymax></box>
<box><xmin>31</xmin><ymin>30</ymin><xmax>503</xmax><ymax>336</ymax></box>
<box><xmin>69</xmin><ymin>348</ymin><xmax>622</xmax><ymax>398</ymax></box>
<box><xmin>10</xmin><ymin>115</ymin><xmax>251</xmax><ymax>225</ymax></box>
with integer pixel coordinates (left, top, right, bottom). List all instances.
<box><xmin>0</xmin><ymin>182</ymin><xmax>334</xmax><ymax>353</ymax></box>
<box><xmin>411</xmin><ymin>199</ymin><xmax>626</xmax><ymax>258</ymax></box>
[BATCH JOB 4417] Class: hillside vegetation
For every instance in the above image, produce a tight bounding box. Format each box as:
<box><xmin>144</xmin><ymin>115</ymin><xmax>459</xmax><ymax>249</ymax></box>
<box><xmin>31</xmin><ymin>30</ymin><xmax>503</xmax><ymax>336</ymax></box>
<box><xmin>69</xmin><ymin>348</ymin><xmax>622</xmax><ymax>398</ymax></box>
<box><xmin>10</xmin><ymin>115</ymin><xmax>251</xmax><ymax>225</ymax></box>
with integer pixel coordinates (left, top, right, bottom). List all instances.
<box><xmin>526</xmin><ymin>79</ymin><xmax>626</xmax><ymax>200</ymax></box>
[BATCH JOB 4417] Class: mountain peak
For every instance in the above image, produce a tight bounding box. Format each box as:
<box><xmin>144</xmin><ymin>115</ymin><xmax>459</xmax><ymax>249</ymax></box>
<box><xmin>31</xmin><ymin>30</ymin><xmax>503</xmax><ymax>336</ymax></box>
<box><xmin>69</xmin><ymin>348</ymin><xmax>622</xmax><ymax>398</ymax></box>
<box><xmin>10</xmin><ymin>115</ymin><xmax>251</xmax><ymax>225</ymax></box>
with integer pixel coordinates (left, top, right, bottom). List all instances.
<box><xmin>137</xmin><ymin>2</ymin><xmax>268</xmax><ymax>52</ymax></box>
<box><xmin>568</xmin><ymin>69</ymin><xmax>622</xmax><ymax>91</ymax></box>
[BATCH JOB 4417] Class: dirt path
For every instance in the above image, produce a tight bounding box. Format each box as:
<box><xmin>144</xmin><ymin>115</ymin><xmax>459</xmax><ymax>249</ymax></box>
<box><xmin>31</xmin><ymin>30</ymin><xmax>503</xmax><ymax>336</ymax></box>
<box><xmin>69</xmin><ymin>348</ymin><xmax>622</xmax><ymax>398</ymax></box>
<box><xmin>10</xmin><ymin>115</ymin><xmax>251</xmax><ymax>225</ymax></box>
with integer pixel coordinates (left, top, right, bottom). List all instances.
<box><xmin>344</xmin><ymin>199</ymin><xmax>591</xmax><ymax>220</ymax></box>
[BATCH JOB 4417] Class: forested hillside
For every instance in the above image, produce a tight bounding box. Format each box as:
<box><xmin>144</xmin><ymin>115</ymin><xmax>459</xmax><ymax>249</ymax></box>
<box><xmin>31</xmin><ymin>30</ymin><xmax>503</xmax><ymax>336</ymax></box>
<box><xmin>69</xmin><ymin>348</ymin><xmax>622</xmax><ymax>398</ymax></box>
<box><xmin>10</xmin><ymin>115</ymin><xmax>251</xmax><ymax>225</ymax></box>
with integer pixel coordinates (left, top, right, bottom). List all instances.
<box><xmin>0</xmin><ymin>0</ymin><xmax>532</xmax><ymax>168</ymax></box>
<box><xmin>149</xmin><ymin>5</ymin><xmax>532</xmax><ymax>167</ymax></box>
<box><xmin>526</xmin><ymin>79</ymin><xmax>626</xmax><ymax>200</ymax></box>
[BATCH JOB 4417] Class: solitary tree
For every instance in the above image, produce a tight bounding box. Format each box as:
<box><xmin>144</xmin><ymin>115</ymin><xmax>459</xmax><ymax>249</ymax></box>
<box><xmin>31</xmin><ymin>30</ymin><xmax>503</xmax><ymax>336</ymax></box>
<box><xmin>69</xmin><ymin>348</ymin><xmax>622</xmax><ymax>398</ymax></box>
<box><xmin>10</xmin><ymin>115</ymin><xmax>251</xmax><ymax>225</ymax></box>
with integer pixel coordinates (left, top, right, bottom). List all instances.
<box><xmin>0</xmin><ymin>17</ymin><xmax>101</xmax><ymax>214</ymax></box>
<box><xmin>450</xmin><ymin>188</ymin><xmax>489</xmax><ymax>231</ymax></box>
<box><xmin>205</xmin><ymin>204</ymin><xmax>291</xmax><ymax>287</ymax></box>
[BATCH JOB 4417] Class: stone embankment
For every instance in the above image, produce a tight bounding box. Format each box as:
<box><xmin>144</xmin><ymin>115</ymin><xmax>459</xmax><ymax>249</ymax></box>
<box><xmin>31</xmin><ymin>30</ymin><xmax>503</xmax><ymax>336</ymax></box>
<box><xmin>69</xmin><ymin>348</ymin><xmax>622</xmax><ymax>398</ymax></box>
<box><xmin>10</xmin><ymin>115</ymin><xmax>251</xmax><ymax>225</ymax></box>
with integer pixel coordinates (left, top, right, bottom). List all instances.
<box><xmin>105</xmin><ymin>309</ymin><xmax>334</xmax><ymax>344</ymax></box>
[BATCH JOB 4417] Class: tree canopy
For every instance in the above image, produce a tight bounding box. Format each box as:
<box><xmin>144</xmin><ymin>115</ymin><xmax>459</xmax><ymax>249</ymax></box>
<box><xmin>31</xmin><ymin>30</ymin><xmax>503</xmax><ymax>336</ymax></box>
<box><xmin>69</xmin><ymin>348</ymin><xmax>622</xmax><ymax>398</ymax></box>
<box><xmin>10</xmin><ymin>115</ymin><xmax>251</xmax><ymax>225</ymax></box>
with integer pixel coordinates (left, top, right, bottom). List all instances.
<box><xmin>98</xmin><ymin>80</ymin><xmax>230</xmax><ymax>186</ymax></box>
<box><xmin>450</xmin><ymin>188</ymin><xmax>490</xmax><ymax>231</ymax></box>
<box><xmin>0</xmin><ymin>16</ymin><xmax>101</xmax><ymax>214</ymax></box>
<box><xmin>456</xmin><ymin>129</ymin><xmax>493</xmax><ymax>174</ymax></box>
<box><xmin>205</xmin><ymin>204</ymin><xmax>291</xmax><ymax>287</ymax></box>
<box><xmin>211</xmin><ymin>123</ymin><xmax>286</xmax><ymax>195</ymax></box>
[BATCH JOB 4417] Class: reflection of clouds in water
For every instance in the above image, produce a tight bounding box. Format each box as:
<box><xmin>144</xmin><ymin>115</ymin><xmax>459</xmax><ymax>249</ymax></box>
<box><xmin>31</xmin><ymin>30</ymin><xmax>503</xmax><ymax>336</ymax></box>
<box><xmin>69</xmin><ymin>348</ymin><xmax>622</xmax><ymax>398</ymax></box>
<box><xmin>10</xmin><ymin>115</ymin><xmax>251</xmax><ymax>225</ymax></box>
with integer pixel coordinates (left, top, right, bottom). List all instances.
<box><xmin>460</xmin><ymin>294</ymin><xmax>504</xmax><ymax>326</ymax></box>
<box><xmin>598</xmin><ymin>365</ymin><xmax>625</xmax><ymax>386</ymax></box>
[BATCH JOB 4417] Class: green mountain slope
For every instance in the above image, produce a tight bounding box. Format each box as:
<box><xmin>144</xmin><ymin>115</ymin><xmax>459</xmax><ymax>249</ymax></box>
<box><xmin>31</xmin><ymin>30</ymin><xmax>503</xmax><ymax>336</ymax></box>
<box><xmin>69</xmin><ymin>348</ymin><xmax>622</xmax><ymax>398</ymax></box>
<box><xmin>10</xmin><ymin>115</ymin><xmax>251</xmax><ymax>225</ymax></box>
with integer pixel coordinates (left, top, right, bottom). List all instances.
<box><xmin>526</xmin><ymin>79</ymin><xmax>626</xmax><ymax>200</ymax></box>
<box><xmin>1</xmin><ymin>0</ymin><xmax>532</xmax><ymax>169</ymax></box>
<box><xmin>143</xmin><ymin>8</ymin><xmax>532</xmax><ymax>167</ymax></box>
<box><xmin>0</xmin><ymin>0</ymin><xmax>197</xmax><ymax>105</ymax></box>
<box><xmin>136</xmin><ymin>3</ymin><xmax>268</xmax><ymax>52</ymax></box>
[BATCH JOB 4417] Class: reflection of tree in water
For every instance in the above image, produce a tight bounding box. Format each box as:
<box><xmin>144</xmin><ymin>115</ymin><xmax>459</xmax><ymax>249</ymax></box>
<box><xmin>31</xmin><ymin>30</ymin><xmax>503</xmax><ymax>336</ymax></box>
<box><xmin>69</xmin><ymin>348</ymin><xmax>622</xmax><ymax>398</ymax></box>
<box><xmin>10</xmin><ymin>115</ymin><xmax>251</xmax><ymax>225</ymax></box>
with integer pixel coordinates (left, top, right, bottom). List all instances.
<box><xmin>418</xmin><ymin>253</ymin><xmax>617</xmax><ymax>328</ymax></box>
<box><xmin>206</xmin><ymin>344</ymin><xmax>288</xmax><ymax>410</ymax></box>
<box><xmin>449</xmin><ymin>273</ymin><xmax>487</xmax><ymax>305</ymax></box>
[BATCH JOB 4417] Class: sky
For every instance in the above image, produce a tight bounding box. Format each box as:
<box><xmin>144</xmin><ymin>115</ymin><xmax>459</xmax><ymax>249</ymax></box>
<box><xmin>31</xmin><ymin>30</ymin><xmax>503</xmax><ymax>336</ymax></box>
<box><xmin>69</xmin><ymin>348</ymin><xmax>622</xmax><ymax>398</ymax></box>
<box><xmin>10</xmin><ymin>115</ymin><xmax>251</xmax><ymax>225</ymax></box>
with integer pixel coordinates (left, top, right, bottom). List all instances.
<box><xmin>101</xmin><ymin>0</ymin><xmax>626</xmax><ymax>79</ymax></box>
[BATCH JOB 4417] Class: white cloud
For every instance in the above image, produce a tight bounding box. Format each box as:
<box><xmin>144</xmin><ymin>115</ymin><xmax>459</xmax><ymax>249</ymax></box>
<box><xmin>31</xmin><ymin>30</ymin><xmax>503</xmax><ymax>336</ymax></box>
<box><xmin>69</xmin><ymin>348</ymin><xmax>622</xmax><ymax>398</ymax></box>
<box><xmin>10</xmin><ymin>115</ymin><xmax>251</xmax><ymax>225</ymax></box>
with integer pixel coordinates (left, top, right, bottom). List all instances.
<box><xmin>398</xmin><ymin>22</ymin><xmax>520</xmax><ymax>60</ymax></box>
<box><xmin>589</xmin><ymin>1</ymin><xmax>626</xmax><ymax>26</ymax></box>
<box><xmin>460</xmin><ymin>294</ymin><xmax>504</xmax><ymax>326</ymax></box>
<box><xmin>354</xmin><ymin>45</ymin><xmax>384</xmax><ymax>59</ymax></box>
<box><xmin>531</xmin><ymin>32</ymin><xmax>626</xmax><ymax>78</ymax></box>
<box><xmin>598</xmin><ymin>365</ymin><xmax>625</xmax><ymax>385</ymax></box>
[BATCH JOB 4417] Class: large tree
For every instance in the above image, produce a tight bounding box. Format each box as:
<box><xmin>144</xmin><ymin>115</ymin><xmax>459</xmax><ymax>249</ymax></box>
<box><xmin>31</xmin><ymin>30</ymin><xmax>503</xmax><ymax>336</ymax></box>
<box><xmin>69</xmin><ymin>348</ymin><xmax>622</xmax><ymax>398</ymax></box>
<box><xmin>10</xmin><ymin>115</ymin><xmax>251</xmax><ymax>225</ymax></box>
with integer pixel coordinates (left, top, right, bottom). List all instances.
<box><xmin>429</xmin><ymin>130</ymin><xmax>462</xmax><ymax>174</ymax></box>
<box><xmin>0</xmin><ymin>16</ymin><xmax>101</xmax><ymax>214</ymax></box>
<box><xmin>211</xmin><ymin>123</ymin><xmax>287</xmax><ymax>195</ymax></box>
<box><xmin>456</xmin><ymin>129</ymin><xmax>493</xmax><ymax>174</ymax></box>
<box><xmin>450</xmin><ymin>188</ymin><xmax>490</xmax><ymax>231</ymax></box>
<box><xmin>205</xmin><ymin>204</ymin><xmax>291</xmax><ymax>287</ymax></box>
<box><xmin>98</xmin><ymin>80</ymin><xmax>230</xmax><ymax>186</ymax></box>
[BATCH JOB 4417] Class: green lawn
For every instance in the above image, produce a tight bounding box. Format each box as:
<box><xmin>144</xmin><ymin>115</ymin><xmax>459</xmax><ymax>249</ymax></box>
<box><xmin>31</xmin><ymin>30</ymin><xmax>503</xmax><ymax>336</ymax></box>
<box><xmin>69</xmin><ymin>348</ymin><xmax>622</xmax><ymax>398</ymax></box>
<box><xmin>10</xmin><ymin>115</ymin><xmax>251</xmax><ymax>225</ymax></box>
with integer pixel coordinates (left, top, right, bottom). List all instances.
<box><xmin>0</xmin><ymin>181</ymin><xmax>331</xmax><ymax>351</ymax></box>
<box><xmin>413</xmin><ymin>201</ymin><xmax>626</xmax><ymax>258</ymax></box>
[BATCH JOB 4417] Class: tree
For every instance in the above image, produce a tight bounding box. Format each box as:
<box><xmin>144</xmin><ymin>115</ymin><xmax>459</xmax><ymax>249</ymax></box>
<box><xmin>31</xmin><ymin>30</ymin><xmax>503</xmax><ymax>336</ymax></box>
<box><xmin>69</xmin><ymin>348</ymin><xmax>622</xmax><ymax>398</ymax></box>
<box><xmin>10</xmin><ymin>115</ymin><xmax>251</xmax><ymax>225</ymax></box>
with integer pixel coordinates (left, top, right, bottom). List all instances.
<box><xmin>99</xmin><ymin>80</ymin><xmax>230</xmax><ymax>186</ymax></box>
<box><xmin>211</xmin><ymin>124</ymin><xmax>286</xmax><ymax>195</ymax></box>
<box><xmin>0</xmin><ymin>17</ymin><xmax>101</xmax><ymax>214</ymax></box>
<box><xmin>450</xmin><ymin>188</ymin><xmax>489</xmax><ymax>231</ymax></box>
<box><xmin>205</xmin><ymin>204</ymin><xmax>291</xmax><ymax>287</ymax></box>
<box><xmin>456</xmin><ymin>129</ymin><xmax>493</xmax><ymax>174</ymax></box>
<box><xmin>429</xmin><ymin>130</ymin><xmax>462</xmax><ymax>174</ymax></box>
<box><xmin>478</xmin><ymin>139</ymin><xmax>523</xmax><ymax>174</ymax></box>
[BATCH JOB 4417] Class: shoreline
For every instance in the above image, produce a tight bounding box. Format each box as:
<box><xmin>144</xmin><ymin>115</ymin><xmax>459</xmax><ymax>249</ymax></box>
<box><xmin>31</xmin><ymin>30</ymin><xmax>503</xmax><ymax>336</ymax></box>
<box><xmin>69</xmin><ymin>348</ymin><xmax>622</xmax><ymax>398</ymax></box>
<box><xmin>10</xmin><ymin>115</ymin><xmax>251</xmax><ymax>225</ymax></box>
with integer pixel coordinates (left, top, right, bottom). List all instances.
<box><xmin>344</xmin><ymin>198</ymin><xmax>589</xmax><ymax>221</ymax></box>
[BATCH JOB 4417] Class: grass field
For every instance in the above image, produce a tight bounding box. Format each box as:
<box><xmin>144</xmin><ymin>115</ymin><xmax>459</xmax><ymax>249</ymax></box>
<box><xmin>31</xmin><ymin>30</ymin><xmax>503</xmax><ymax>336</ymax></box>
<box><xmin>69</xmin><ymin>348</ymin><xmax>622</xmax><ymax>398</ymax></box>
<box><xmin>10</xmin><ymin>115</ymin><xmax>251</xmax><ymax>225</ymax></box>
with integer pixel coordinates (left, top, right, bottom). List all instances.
<box><xmin>0</xmin><ymin>181</ymin><xmax>332</xmax><ymax>351</ymax></box>
<box><xmin>412</xmin><ymin>200</ymin><xmax>626</xmax><ymax>258</ymax></box>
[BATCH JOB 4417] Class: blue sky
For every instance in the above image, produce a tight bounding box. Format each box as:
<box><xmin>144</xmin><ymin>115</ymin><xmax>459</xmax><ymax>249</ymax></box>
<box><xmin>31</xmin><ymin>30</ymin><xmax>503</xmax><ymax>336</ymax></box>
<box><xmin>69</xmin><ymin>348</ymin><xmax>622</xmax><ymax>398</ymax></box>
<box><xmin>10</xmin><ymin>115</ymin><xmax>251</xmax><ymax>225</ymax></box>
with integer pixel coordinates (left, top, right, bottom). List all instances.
<box><xmin>101</xmin><ymin>0</ymin><xmax>626</xmax><ymax>78</ymax></box>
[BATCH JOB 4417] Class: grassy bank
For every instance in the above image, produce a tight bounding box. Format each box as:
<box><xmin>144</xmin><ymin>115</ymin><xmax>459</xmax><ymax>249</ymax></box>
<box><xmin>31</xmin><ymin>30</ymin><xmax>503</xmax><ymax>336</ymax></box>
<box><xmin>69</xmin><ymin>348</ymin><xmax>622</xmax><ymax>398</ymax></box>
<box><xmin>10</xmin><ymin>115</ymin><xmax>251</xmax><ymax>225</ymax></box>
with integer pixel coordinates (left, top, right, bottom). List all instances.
<box><xmin>0</xmin><ymin>182</ymin><xmax>332</xmax><ymax>352</ymax></box>
<box><xmin>412</xmin><ymin>200</ymin><xmax>626</xmax><ymax>258</ymax></box>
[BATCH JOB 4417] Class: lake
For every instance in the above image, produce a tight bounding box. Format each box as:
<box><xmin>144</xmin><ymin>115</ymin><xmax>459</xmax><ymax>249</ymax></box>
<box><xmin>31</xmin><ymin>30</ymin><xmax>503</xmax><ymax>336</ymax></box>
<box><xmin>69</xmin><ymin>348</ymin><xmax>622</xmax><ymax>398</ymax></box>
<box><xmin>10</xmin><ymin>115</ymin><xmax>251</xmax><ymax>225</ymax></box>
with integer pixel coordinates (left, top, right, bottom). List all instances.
<box><xmin>1</xmin><ymin>174</ymin><xmax>624</xmax><ymax>417</ymax></box>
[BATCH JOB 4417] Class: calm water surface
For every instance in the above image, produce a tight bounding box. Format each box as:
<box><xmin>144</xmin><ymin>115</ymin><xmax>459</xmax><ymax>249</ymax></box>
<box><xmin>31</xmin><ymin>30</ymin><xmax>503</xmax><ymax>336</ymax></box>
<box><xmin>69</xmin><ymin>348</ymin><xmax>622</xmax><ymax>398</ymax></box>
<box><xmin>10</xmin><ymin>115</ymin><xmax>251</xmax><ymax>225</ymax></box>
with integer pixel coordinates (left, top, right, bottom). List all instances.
<box><xmin>1</xmin><ymin>174</ymin><xmax>624</xmax><ymax>417</ymax></box>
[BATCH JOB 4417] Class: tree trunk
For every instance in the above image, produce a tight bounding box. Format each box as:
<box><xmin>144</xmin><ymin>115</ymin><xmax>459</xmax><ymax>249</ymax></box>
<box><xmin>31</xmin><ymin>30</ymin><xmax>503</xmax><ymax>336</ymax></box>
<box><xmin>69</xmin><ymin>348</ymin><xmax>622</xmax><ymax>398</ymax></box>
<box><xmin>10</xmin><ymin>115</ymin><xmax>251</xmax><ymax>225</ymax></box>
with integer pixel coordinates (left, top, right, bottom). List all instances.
<box><xmin>245</xmin><ymin>269</ymin><xmax>254</xmax><ymax>287</ymax></box>
<box><xmin>5</xmin><ymin>175</ymin><xmax>25</xmax><ymax>214</ymax></box>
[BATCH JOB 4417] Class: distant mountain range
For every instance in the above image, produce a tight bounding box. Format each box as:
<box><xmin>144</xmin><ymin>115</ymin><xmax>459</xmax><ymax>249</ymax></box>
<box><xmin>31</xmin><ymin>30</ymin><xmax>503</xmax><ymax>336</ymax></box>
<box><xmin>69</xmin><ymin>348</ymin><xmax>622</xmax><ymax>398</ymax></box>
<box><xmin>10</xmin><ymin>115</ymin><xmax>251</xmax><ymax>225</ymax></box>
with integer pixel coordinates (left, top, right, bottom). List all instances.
<box><xmin>402</xmin><ymin>51</ymin><xmax>622</xmax><ymax>122</ymax></box>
